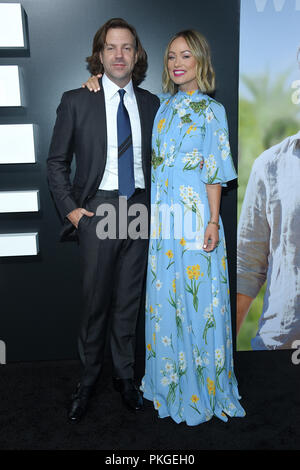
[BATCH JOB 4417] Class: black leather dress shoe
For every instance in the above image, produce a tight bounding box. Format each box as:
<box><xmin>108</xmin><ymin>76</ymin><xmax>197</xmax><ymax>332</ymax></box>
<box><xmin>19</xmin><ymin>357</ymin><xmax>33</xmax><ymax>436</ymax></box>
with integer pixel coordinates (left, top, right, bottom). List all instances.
<box><xmin>113</xmin><ymin>378</ymin><xmax>144</xmax><ymax>411</ymax></box>
<box><xmin>68</xmin><ymin>383</ymin><xmax>93</xmax><ymax>422</ymax></box>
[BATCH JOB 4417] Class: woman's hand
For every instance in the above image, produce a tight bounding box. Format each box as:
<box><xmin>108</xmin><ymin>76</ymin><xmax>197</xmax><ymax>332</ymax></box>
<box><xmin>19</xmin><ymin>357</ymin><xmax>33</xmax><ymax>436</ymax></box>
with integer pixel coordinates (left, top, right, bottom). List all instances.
<box><xmin>203</xmin><ymin>222</ymin><xmax>219</xmax><ymax>252</ymax></box>
<box><xmin>82</xmin><ymin>74</ymin><xmax>102</xmax><ymax>92</ymax></box>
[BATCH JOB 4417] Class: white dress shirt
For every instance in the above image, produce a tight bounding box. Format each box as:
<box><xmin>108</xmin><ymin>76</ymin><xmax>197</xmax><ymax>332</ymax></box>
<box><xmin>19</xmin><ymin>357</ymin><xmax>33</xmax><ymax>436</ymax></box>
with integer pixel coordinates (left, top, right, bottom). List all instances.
<box><xmin>99</xmin><ymin>74</ymin><xmax>144</xmax><ymax>190</ymax></box>
<box><xmin>237</xmin><ymin>131</ymin><xmax>300</xmax><ymax>349</ymax></box>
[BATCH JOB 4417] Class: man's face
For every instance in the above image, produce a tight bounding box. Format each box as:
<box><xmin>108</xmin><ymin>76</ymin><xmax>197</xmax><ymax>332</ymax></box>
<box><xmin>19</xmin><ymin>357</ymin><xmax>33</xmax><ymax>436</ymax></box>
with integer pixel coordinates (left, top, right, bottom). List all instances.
<box><xmin>100</xmin><ymin>28</ymin><xmax>138</xmax><ymax>87</ymax></box>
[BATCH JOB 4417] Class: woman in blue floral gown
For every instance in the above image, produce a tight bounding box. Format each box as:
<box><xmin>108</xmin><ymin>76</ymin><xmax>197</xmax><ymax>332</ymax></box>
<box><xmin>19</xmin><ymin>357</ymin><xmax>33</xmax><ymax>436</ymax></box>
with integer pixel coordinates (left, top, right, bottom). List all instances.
<box><xmin>140</xmin><ymin>30</ymin><xmax>245</xmax><ymax>425</ymax></box>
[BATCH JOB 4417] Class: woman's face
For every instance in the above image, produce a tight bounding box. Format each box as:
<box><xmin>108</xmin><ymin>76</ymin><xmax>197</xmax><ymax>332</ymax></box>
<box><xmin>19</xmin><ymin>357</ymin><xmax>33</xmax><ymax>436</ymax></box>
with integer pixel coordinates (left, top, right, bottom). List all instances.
<box><xmin>167</xmin><ymin>36</ymin><xmax>198</xmax><ymax>92</ymax></box>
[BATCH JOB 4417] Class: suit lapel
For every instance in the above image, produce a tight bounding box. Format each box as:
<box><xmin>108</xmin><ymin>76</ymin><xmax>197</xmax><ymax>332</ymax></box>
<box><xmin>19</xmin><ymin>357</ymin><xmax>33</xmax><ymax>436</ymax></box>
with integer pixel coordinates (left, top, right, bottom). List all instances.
<box><xmin>94</xmin><ymin>80</ymin><xmax>107</xmax><ymax>150</ymax></box>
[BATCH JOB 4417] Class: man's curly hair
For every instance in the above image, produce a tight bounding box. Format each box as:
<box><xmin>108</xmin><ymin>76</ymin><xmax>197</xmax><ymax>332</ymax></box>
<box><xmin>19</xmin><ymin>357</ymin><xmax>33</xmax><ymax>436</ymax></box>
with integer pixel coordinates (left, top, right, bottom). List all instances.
<box><xmin>86</xmin><ymin>18</ymin><xmax>148</xmax><ymax>86</ymax></box>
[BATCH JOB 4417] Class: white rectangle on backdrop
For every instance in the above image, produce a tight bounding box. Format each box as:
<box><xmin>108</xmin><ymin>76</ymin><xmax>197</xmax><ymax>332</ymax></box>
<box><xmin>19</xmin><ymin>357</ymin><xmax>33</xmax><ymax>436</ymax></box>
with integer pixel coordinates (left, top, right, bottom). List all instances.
<box><xmin>0</xmin><ymin>4</ymin><xmax>24</xmax><ymax>48</ymax></box>
<box><xmin>0</xmin><ymin>124</ymin><xmax>35</xmax><ymax>163</ymax></box>
<box><xmin>0</xmin><ymin>66</ymin><xmax>22</xmax><ymax>106</ymax></box>
<box><xmin>0</xmin><ymin>233</ymin><xmax>39</xmax><ymax>257</ymax></box>
<box><xmin>0</xmin><ymin>191</ymin><xmax>39</xmax><ymax>213</ymax></box>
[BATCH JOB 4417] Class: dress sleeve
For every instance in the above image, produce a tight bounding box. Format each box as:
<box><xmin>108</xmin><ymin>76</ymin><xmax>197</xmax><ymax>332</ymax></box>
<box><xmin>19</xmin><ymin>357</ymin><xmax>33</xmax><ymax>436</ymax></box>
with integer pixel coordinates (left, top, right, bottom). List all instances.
<box><xmin>201</xmin><ymin>101</ymin><xmax>237</xmax><ymax>187</ymax></box>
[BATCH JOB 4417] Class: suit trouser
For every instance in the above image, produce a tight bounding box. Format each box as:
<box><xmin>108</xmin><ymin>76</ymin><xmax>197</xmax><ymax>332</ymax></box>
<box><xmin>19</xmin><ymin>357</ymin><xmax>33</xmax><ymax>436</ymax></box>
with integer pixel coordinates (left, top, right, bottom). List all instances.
<box><xmin>77</xmin><ymin>189</ymin><xmax>149</xmax><ymax>387</ymax></box>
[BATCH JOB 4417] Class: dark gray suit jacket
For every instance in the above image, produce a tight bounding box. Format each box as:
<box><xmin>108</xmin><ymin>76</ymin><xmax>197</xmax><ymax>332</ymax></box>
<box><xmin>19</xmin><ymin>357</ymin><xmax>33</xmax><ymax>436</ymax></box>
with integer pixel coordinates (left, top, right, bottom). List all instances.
<box><xmin>47</xmin><ymin>82</ymin><xmax>160</xmax><ymax>241</ymax></box>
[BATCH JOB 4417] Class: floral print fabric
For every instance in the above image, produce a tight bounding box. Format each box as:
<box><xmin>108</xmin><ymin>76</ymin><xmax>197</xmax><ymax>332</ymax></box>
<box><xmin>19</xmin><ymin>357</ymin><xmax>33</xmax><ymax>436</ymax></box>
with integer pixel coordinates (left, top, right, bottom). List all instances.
<box><xmin>140</xmin><ymin>90</ymin><xmax>246</xmax><ymax>425</ymax></box>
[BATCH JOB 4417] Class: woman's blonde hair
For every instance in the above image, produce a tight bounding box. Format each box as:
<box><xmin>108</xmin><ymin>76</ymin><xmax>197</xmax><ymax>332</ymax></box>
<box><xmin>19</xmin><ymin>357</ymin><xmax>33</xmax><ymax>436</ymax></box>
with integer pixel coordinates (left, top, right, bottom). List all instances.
<box><xmin>162</xmin><ymin>30</ymin><xmax>215</xmax><ymax>95</ymax></box>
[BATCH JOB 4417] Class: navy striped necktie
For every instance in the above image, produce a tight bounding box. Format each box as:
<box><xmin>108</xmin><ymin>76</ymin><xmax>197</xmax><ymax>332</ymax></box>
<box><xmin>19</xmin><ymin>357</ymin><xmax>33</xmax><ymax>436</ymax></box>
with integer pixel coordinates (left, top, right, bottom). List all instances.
<box><xmin>117</xmin><ymin>89</ymin><xmax>135</xmax><ymax>198</ymax></box>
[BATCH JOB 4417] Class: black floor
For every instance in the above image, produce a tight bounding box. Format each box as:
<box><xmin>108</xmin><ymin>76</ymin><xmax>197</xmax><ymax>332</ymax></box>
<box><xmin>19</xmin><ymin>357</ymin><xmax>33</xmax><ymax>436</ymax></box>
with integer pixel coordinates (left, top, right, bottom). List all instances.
<box><xmin>0</xmin><ymin>350</ymin><xmax>299</xmax><ymax>450</ymax></box>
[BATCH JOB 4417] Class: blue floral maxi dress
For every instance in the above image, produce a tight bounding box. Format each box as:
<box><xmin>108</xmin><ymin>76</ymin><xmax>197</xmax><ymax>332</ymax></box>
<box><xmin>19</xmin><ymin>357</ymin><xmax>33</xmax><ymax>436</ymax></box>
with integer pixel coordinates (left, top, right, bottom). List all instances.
<box><xmin>140</xmin><ymin>90</ymin><xmax>246</xmax><ymax>425</ymax></box>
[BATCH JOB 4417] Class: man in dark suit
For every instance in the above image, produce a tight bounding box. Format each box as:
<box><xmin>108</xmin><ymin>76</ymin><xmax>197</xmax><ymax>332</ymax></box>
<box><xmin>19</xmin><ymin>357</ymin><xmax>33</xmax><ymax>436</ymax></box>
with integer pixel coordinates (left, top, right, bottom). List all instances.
<box><xmin>47</xmin><ymin>18</ymin><xmax>159</xmax><ymax>422</ymax></box>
